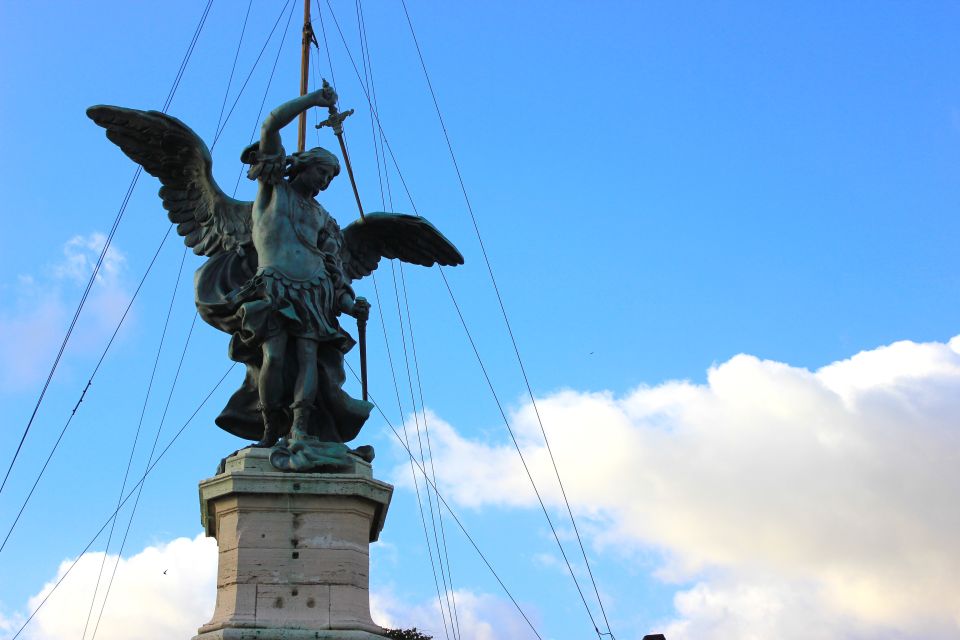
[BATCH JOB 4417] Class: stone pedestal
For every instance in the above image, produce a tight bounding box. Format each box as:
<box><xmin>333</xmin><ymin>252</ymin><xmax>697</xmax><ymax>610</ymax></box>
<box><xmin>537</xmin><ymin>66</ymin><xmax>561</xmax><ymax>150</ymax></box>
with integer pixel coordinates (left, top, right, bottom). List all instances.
<box><xmin>192</xmin><ymin>448</ymin><xmax>393</xmax><ymax>640</ymax></box>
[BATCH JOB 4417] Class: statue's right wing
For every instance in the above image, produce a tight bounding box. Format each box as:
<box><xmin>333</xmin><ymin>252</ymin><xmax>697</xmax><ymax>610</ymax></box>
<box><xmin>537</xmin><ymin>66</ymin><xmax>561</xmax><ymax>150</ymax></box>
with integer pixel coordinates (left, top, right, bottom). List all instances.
<box><xmin>339</xmin><ymin>212</ymin><xmax>464</xmax><ymax>282</ymax></box>
<box><xmin>87</xmin><ymin>105</ymin><xmax>252</xmax><ymax>256</ymax></box>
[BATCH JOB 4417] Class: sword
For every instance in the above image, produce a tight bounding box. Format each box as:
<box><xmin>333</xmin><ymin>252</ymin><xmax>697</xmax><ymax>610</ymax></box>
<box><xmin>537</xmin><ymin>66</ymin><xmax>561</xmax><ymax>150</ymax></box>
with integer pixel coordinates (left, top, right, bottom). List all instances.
<box><xmin>314</xmin><ymin>85</ymin><xmax>369</xmax><ymax>400</ymax></box>
<box><xmin>316</xmin><ymin>100</ymin><xmax>365</xmax><ymax>221</ymax></box>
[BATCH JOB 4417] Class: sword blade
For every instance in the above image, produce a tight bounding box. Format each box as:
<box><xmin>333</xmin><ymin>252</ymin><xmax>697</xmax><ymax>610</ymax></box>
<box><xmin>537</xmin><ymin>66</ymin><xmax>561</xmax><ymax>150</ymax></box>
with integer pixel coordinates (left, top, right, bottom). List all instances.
<box><xmin>335</xmin><ymin>132</ymin><xmax>365</xmax><ymax>221</ymax></box>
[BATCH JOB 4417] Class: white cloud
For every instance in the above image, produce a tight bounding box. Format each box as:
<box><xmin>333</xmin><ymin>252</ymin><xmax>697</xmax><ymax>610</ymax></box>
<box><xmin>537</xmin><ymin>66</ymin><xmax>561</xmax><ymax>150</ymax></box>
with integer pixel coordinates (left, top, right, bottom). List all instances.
<box><xmin>0</xmin><ymin>232</ymin><xmax>129</xmax><ymax>391</ymax></box>
<box><xmin>373</xmin><ymin>587</ymin><xmax>538</xmax><ymax>640</ymax></box>
<box><xmin>5</xmin><ymin>532</ymin><xmax>531</xmax><ymax>640</ymax></box>
<box><xmin>393</xmin><ymin>336</ymin><xmax>960</xmax><ymax>638</ymax></box>
<box><xmin>11</xmin><ymin>534</ymin><xmax>216</xmax><ymax>640</ymax></box>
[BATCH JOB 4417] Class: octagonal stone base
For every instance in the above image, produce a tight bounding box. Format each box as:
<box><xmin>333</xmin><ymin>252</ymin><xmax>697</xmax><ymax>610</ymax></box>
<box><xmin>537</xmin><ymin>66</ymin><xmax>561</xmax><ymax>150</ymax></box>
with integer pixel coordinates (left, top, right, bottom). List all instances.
<box><xmin>192</xmin><ymin>448</ymin><xmax>393</xmax><ymax>640</ymax></box>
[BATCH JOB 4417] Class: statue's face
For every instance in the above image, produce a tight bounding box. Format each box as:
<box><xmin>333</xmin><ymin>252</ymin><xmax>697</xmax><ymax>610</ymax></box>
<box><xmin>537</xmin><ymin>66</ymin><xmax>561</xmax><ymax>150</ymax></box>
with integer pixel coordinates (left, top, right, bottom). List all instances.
<box><xmin>303</xmin><ymin>163</ymin><xmax>334</xmax><ymax>194</ymax></box>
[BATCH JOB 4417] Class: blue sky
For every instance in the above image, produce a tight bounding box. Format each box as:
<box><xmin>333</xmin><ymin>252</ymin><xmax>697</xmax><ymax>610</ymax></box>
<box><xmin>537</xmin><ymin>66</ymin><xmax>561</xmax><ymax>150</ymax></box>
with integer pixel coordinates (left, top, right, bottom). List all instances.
<box><xmin>1</xmin><ymin>2</ymin><xmax>959</xmax><ymax>639</ymax></box>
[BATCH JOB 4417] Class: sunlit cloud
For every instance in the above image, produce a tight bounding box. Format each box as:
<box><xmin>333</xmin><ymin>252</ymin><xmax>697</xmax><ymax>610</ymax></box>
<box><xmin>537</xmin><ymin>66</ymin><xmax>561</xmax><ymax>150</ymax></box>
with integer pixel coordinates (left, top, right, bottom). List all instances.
<box><xmin>5</xmin><ymin>534</ymin><xmax>529</xmax><ymax>640</ymax></box>
<box><xmin>9</xmin><ymin>534</ymin><xmax>216</xmax><ymax>640</ymax></box>
<box><xmin>392</xmin><ymin>336</ymin><xmax>960</xmax><ymax>638</ymax></box>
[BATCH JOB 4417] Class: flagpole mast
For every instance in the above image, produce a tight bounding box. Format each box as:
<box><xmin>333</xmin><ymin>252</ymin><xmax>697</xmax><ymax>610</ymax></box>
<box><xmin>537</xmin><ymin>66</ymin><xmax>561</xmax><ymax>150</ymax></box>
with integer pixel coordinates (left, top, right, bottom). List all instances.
<box><xmin>297</xmin><ymin>0</ymin><xmax>313</xmax><ymax>152</ymax></box>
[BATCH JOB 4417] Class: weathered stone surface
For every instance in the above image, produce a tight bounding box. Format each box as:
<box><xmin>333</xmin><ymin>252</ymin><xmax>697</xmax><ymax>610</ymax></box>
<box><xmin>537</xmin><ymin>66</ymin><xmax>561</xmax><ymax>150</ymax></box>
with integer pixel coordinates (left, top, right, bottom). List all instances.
<box><xmin>194</xmin><ymin>630</ymin><xmax>389</xmax><ymax>640</ymax></box>
<box><xmin>201</xmin><ymin>448</ymin><xmax>391</xmax><ymax>543</ymax></box>
<box><xmin>193</xmin><ymin>448</ymin><xmax>393</xmax><ymax>639</ymax></box>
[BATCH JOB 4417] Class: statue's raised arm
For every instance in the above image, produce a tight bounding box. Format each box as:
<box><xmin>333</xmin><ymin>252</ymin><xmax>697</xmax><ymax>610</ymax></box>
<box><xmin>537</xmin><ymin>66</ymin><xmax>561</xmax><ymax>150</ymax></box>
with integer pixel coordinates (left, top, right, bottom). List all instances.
<box><xmin>241</xmin><ymin>83</ymin><xmax>338</xmax><ymax>191</ymax></box>
<box><xmin>260</xmin><ymin>82</ymin><xmax>337</xmax><ymax>157</ymax></box>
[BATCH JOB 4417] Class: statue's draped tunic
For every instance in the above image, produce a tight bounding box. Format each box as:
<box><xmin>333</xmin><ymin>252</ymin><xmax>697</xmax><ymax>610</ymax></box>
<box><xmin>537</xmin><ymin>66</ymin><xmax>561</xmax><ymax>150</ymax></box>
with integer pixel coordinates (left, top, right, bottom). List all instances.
<box><xmin>195</xmin><ymin>178</ymin><xmax>371</xmax><ymax>442</ymax></box>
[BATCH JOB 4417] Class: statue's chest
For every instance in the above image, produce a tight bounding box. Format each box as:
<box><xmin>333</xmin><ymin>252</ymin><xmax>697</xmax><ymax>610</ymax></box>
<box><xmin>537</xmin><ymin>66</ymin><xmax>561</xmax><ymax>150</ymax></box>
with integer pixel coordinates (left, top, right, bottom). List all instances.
<box><xmin>289</xmin><ymin>197</ymin><xmax>325</xmax><ymax>236</ymax></box>
<box><xmin>256</xmin><ymin>188</ymin><xmax>325</xmax><ymax>236</ymax></box>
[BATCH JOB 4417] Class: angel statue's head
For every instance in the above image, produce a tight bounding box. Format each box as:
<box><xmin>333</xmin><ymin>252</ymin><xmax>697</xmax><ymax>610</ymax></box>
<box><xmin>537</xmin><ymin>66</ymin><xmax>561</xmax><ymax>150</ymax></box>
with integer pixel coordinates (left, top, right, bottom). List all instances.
<box><xmin>286</xmin><ymin>147</ymin><xmax>340</xmax><ymax>195</ymax></box>
<box><xmin>241</xmin><ymin>144</ymin><xmax>341</xmax><ymax>196</ymax></box>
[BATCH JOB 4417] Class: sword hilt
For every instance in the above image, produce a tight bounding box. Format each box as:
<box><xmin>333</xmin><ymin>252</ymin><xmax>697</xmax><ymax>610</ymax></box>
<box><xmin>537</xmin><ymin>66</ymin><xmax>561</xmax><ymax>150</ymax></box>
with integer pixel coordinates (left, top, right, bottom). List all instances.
<box><xmin>316</xmin><ymin>107</ymin><xmax>354</xmax><ymax>136</ymax></box>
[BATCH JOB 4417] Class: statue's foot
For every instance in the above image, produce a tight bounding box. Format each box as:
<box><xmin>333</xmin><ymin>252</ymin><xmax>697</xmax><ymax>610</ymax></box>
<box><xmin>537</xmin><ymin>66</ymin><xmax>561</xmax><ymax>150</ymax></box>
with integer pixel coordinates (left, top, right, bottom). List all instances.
<box><xmin>351</xmin><ymin>445</ymin><xmax>375</xmax><ymax>463</ymax></box>
<box><xmin>250</xmin><ymin>435</ymin><xmax>279</xmax><ymax>448</ymax></box>
<box><xmin>269</xmin><ymin>437</ymin><xmax>354</xmax><ymax>473</ymax></box>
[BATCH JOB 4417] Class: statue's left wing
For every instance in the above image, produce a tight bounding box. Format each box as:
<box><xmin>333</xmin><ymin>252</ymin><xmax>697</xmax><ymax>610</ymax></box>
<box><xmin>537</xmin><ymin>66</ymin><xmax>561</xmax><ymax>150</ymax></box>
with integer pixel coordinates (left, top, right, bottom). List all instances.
<box><xmin>340</xmin><ymin>213</ymin><xmax>464</xmax><ymax>282</ymax></box>
<box><xmin>87</xmin><ymin>105</ymin><xmax>252</xmax><ymax>256</ymax></box>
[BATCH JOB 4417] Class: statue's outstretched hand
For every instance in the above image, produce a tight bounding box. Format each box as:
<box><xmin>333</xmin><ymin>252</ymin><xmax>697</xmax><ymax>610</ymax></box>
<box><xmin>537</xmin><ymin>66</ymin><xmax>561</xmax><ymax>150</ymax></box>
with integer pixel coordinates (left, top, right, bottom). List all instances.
<box><xmin>352</xmin><ymin>297</ymin><xmax>370</xmax><ymax>323</ymax></box>
<box><xmin>313</xmin><ymin>80</ymin><xmax>338</xmax><ymax>108</ymax></box>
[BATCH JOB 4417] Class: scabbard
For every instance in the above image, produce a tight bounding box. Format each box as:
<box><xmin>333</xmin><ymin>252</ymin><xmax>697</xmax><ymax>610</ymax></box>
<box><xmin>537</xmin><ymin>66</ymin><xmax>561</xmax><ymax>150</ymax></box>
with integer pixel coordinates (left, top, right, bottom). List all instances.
<box><xmin>358</xmin><ymin>316</ymin><xmax>368</xmax><ymax>402</ymax></box>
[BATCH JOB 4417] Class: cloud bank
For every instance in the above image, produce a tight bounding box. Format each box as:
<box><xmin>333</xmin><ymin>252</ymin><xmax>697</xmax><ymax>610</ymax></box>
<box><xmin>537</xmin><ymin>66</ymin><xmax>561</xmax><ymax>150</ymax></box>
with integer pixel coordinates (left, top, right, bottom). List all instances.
<box><xmin>0</xmin><ymin>232</ymin><xmax>129</xmax><ymax>391</ymax></box>
<box><xmin>391</xmin><ymin>336</ymin><xmax>960</xmax><ymax>638</ymax></box>
<box><xmin>7</xmin><ymin>335</ymin><xmax>959</xmax><ymax>639</ymax></box>
<box><xmin>7</xmin><ymin>534</ymin><xmax>216</xmax><ymax>640</ymax></box>
<box><xmin>5</xmin><ymin>535</ymin><xmax>525</xmax><ymax>640</ymax></box>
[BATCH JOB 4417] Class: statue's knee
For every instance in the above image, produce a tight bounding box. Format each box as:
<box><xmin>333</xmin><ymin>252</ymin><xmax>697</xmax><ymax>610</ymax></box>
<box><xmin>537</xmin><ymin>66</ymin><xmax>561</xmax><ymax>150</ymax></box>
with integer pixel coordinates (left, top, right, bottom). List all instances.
<box><xmin>263</xmin><ymin>347</ymin><xmax>284</xmax><ymax>369</ymax></box>
<box><xmin>297</xmin><ymin>342</ymin><xmax>319</xmax><ymax>362</ymax></box>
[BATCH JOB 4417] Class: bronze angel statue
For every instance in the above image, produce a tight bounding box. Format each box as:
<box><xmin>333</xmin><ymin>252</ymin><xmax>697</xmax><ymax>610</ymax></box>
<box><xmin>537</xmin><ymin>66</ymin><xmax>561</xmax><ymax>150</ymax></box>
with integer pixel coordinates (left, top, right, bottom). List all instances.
<box><xmin>88</xmin><ymin>84</ymin><xmax>462</xmax><ymax>470</ymax></box>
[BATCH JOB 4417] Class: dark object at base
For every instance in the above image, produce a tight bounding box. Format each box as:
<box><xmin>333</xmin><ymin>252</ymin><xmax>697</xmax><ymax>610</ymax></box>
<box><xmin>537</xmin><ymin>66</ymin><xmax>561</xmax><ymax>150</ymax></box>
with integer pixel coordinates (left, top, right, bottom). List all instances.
<box><xmin>385</xmin><ymin>629</ymin><xmax>433</xmax><ymax>640</ymax></box>
<box><xmin>215</xmin><ymin>442</ymin><xmax>375</xmax><ymax>475</ymax></box>
<box><xmin>270</xmin><ymin>437</ymin><xmax>355</xmax><ymax>472</ymax></box>
<box><xmin>643</xmin><ymin>635</ymin><xmax>667</xmax><ymax>640</ymax></box>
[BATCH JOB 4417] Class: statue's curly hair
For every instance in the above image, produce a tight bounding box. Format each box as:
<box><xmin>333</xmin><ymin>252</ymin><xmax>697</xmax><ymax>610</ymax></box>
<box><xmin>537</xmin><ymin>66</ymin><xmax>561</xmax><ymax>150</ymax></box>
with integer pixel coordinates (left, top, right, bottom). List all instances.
<box><xmin>285</xmin><ymin>147</ymin><xmax>340</xmax><ymax>181</ymax></box>
<box><xmin>240</xmin><ymin>144</ymin><xmax>340</xmax><ymax>184</ymax></box>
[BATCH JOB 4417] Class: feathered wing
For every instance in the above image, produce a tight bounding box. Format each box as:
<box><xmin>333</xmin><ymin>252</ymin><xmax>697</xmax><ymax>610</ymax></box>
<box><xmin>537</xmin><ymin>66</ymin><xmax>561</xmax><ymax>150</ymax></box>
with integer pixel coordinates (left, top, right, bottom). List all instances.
<box><xmin>340</xmin><ymin>213</ymin><xmax>464</xmax><ymax>282</ymax></box>
<box><xmin>87</xmin><ymin>105</ymin><xmax>252</xmax><ymax>256</ymax></box>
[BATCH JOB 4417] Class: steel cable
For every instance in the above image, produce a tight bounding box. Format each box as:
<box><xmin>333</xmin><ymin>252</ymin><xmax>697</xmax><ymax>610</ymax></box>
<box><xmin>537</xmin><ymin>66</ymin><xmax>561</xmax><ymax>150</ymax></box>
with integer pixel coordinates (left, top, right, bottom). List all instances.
<box><xmin>399</xmin><ymin>2</ymin><xmax>617</xmax><ymax>635</ymax></box>
<box><xmin>85</xmin><ymin>5</ymin><xmax>296</xmax><ymax>633</ymax></box>
<box><xmin>318</xmin><ymin>4</ymin><xmax>607</xmax><ymax>634</ymax></box>
<box><xmin>9</xmin><ymin>363</ymin><xmax>237</xmax><ymax>640</ymax></box>
<box><xmin>0</xmin><ymin>0</ymin><xmax>215</xmax><ymax>497</ymax></box>
<box><xmin>346</xmin><ymin>362</ymin><xmax>544</xmax><ymax>640</ymax></box>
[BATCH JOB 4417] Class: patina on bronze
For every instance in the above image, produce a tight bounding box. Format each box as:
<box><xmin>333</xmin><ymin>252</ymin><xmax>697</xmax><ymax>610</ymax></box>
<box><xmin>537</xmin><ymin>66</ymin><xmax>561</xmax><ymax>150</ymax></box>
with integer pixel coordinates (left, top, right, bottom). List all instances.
<box><xmin>87</xmin><ymin>84</ymin><xmax>463</xmax><ymax>472</ymax></box>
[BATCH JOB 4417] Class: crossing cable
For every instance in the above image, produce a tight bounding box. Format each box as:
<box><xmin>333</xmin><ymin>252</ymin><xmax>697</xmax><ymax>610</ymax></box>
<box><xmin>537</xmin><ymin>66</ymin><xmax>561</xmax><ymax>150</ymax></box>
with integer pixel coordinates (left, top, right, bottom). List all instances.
<box><xmin>345</xmin><ymin>362</ymin><xmax>544</xmax><ymax>640</ymax></box>
<box><xmin>362</xmin><ymin>7</ymin><xmax>461</xmax><ymax>637</ymax></box>
<box><xmin>88</xmin><ymin>9</ymin><xmax>296</xmax><ymax>632</ymax></box>
<box><xmin>0</xmin><ymin>0</ymin><xmax>290</xmax><ymax>552</ymax></box>
<box><xmin>79</xmin><ymin>246</ymin><xmax>189</xmax><ymax>640</ymax></box>
<box><xmin>350</xmin><ymin>0</ymin><xmax>395</xmax><ymax>213</ymax></box>
<box><xmin>334</xmin><ymin>2</ymin><xmax>460</xmax><ymax>635</ymax></box>
<box><xmin>398</xmin><ymin>3</ymin><xmax>616</xmax><ymax>636</ymax></box>
<box><xmin>393</xmin><ymin>262</ymin><xmax>462</xmax><ymax>640</ymax></box>
<box><xmin>385</xmin><ymin>260</ymin><xmax>456</xmax><ymax>640</ymax></box>
<box><xmin>356</xmin><ymin>96</ymin><xmax>456</xmax><ymax>640</ymax></box>
<box><xmin>366</xmin><ymin>269</ymin><xmax>454</xmax><ymax>640</ymax></box>
<box><xmin>315</xmin><ymin>0</ymin><xmax>339</xmax><ymax>102</ymax></box>
<box><xmin>90</xmin><ymin>311</ymin><xmax>200</xmax><ymax>640</ymax></box>
<box><xmin>438</xmin><ymin>267</ymin><xmax>603</xmax><ymax>636</ymax></box>
<box><xmin>387</xmin><ymin>255</ymin><xmax>462</xmax><ymax>640</ymax></box>
<box><xmin>231</xmin><ymin>0</ymin><xmax>298</xmax><ymax>197</ymax></box>
<box><xmin>0</xmin><ymin>228</ymin><xmax>173</xmax><ymax>556</ymax></box>
<box><xmin>213</xmin><ymin>0</ymin><xmax>254</xmax><ymax>138</ymax></box>
<box><xmin>355</xmin><ymin>0</ymin><xmax>387</xmax><ymax>212</ymax></box>
<box><xmin>397</xmin><ymin>262</ymin><xmax>463</xmax><ymax>639</ymax></box>
<box><xmin>0</xmin><ymin>0</ymin><xmax>214</xmax><ymax>498</ymax></box>
<box><xmin>9</xmin><ymin>363</ymin><xmax>237</xmax><ymax>640</ymax></box>
<box><xmin>212</xmin><ymin>0</ymin><xmax>294</xmax><ymax>150</ymax></box>
<box><xmin>1</xmin><ymin>0</ymin><xmax>288</xmax><ymax>557</ymax></box>
<box><xmin>81</xmin><ymin>247</ymin><xmax>197</xmax><ymax>640</ymax></box>
<box><xmin>358</xmin><ymin>5</ymin><xmax>460</xmax><ymax>619</ymax></box>
<box><xmin>317</xmin><ymin>5</ymin><xmax>606</xmax><ymax>634</ymax></box>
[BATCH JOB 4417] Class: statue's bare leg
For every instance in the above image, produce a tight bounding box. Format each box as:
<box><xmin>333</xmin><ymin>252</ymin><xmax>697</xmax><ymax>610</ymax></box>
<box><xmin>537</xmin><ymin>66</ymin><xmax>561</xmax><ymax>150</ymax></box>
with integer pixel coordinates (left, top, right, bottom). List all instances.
<box><xmin>256</xmin><ymin>332</ymin><xmax>288</xmax><ymax>447</ymax></box>
<box><xmin>290</xmin><ymin>338</ymin><xmax>318</xmax><ymax>440</ymax></box>
<box><xmin>291</xmin><ymin>338</ymin><xmax>338</xmax><ymax>441</ymax></box>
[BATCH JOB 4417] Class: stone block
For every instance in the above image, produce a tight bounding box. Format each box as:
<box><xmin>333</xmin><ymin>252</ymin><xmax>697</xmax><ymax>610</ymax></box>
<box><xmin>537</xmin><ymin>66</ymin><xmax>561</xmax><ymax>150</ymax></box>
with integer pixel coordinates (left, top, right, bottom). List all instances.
<box><xmin>192</xmin><ymin>448</ymin><xmax>393</xmax><ymax>639</ymax></box>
